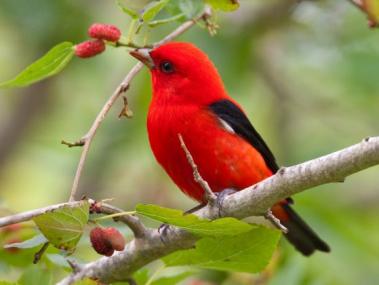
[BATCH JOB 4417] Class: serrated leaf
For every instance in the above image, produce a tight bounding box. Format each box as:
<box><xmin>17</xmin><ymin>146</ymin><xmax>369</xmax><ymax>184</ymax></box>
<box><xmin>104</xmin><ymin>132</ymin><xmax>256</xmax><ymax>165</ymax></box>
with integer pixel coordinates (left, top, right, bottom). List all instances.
<box><xmin>33</xmin><ymin>200</ymin><xmax>89</xmax><ymax>252</ymax></box>
<box><xmin>0</xmin><ymin>42</ymin><xmax>74</xmax><ymax>88</ymax></box>
<box><xmin>141</xmin><ymin>0</ymin><xmax>170</xmax><ymax>23</ymax></box>
<box><xmin>151</xmin><ymin>272</ymin><xmax>193</xmax><ymax>285</ymax></box>
<box><xmin>116</xmin><ymin>0</ymin><xmax>139</xmax><ymax>19</ymax></box>
<box><xmin>18</xmin><ymin>267</ymin><xmax>53</xmax><ymax>285</ymax></box>
<box><xmin>163</xmin><ymin>226</ymin><xmax>280</xmax><ymax>273</ymax></box>
<box><xmin>3</xmin><ymin>234</ymin><xmax>47</xmax><ymax>249</ymax></box>
<box><xmin>136</xmin><ymin>204</ymin><xmax>254</xmax><ymax>237</ymax></box>
<box><xmin>205</xmin><ymin>0</ymin><xmax>239</xmax><ymax>12</ymax></box>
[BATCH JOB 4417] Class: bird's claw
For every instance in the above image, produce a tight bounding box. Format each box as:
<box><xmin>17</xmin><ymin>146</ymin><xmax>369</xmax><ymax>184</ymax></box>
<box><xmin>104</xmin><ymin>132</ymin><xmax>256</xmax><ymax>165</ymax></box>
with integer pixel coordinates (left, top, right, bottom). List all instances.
<box><xmin>158</xmin><ymin>223</ymin><xmax>171</xmax><ymax>244</ymax></box>
<box><xmin>214</xmin><ymin>188</ymin><xmax>237</xmax><ymax>217</ymax></box>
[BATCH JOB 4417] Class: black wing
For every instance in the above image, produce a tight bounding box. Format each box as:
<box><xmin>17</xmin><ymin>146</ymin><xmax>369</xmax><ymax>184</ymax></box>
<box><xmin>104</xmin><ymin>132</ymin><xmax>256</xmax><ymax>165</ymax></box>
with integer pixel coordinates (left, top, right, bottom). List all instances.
<box><xmin>209</xmin><ymin>99</ymin><xmax>279</xmax><ymax>173</ymax></box>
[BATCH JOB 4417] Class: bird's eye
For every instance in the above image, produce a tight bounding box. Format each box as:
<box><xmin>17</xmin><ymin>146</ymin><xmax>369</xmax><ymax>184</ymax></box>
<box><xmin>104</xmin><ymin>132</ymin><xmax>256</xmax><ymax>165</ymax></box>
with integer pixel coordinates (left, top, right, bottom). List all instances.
<box><xmin>159</xmin><ymin>61</ymin><xmax>174</xmax><ymax>74</ymax></box>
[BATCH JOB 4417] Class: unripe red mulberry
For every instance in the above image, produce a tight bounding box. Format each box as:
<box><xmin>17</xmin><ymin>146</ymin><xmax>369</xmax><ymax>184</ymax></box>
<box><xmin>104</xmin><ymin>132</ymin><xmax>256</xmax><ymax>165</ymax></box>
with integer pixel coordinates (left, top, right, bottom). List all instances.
<box><xmin>75</xmin><ymin>40</ymin><xmax>105</xmax><ymax>58</ymax></box>
<box><xmin>88</xmin><ymin>23</ymin><xmax>121</xmax><ymax>42</ymax></box>
<box><xmin>90</xmin><ymin>227</ymin><xmax>114</xmax><ymax>256</ymax></box>
<box><xmin>104</xmin><ymin>227</ymin><xmax>125</xmax><ymax>251</ymax></box>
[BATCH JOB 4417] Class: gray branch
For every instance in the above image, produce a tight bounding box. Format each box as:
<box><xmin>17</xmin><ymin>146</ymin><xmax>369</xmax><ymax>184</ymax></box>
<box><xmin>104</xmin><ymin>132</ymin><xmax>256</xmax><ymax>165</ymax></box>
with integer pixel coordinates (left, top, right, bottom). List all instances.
<box><xmin>58</xmin><ymin>136</ymin><xmax>379</xmax><ymax>284</ymax></box>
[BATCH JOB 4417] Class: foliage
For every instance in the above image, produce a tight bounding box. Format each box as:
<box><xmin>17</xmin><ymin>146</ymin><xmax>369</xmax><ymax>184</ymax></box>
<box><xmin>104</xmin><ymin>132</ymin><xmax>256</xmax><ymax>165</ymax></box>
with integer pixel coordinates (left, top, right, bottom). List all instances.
<box><xmin>0</xmin><ymin>42</ymin><xmax>74</xmax><ymax>88</ymax></box>
<box><xmin>33</xmin><ymin>201</ymin><xmax>89</xmax><ymax>252</ymax></box>
<box><xmin>136</xmin><ymin>204</ymin><xmax>254</xmax><ymax>237</ymax></box>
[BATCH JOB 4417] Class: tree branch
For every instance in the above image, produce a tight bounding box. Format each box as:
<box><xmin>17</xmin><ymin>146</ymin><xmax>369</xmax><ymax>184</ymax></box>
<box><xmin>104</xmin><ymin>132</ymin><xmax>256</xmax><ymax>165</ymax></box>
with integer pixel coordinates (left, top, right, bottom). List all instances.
<box><xmin>0</xmin><ymin>199</ymin><xmax>147</xmax><ymax>240</ymax></box>
<box><xmin>57</xmin><ymin>136</ymin><xmax>379</xmax><ymax>284</ymax></box>
<box><xmin>0</xmin><ymin>200</ymin><xmax>84</xmax><ymax>227</ymax></box>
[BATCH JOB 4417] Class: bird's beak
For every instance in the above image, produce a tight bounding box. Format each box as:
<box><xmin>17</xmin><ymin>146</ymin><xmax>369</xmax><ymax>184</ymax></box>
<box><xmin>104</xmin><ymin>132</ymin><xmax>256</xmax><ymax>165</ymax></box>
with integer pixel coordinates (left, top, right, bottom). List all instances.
<box><xmin>130</xmin><ymin>48</ymin><xmax>155</xmax><ymax>69</ymax></box>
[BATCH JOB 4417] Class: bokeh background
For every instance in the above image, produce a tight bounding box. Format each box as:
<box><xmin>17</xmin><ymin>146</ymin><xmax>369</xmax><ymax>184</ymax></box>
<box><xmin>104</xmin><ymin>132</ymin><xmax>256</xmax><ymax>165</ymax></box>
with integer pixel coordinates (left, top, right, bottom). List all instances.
<box><xmin>0</xmin><ymin>0</ymin><xmax>378</xmax><ymax>284</ymax></box>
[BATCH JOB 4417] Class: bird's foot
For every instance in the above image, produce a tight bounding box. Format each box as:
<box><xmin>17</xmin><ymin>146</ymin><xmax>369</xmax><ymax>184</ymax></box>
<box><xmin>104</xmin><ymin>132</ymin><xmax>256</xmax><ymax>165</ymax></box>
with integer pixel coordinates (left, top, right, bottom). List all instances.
<box><xmin>158</xmin><ymin>223</ymin><xmax>171</xmax><ymax>244</ymax></box>
<box><xmin>214</xmin><ymin>188</ymin><xmax>237</xmax><ymax>217</ymax></box>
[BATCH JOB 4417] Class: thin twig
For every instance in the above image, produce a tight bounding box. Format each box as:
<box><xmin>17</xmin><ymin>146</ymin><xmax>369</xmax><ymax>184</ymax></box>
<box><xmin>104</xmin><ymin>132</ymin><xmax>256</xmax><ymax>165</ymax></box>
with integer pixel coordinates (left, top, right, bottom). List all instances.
<box><xmin>67</xmin><ymin>259</ymin><xmax>83</xmax><ymax>273</ymax></box>
<box><xmin>178</xmin><ymin>134</ymin><xmax>217</xmax><ymax>204</ymax></box>
<box><xmin>93</xmin><ymin>201</ymin><xmax>148</xmax><ymax>238</ymax></box>
<box><xmin>0</xmin><ymin>200</ymin><xmax>85</xmax><ymax>227</ymax></box>
<box><xmin>67</xmin><ymin>10</ymin><xmax>211</xmax><ymax>202</ymax></box>
<box><xmin>61</xmin><ymin>139</ymin><xmax>86</xmax><ymax>148</ymax></box>
<box><xmin>68</xmin><ymin>62</ymin><xmax>142</xmax><ymax>202</ymax></box>
<box><xmin>265</xmin><ymin>210</ymin><xmax>288</xmax><ymax>234</ymax></box>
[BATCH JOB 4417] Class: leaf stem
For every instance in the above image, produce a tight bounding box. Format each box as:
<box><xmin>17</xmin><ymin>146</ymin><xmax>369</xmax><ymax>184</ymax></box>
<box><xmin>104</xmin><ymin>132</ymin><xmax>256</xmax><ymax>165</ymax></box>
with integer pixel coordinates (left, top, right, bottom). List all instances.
<box><xmin>93</xmin><ymin>211</ymin><xmax>137</xmax><ymax>222</ymax></box>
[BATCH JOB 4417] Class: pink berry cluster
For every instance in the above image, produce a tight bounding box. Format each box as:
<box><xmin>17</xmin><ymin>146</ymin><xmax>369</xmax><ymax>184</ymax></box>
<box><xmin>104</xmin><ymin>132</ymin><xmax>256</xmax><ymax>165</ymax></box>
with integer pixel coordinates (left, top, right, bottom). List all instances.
<box><xmin>75</xmin><ymin>23</ymin><xmax>121</xmax><ymax>58</ymax></box>
<box><xmin>90</xmin><ymin>226</ymin><xmax>126</xmax><ymax>256</ymax></box>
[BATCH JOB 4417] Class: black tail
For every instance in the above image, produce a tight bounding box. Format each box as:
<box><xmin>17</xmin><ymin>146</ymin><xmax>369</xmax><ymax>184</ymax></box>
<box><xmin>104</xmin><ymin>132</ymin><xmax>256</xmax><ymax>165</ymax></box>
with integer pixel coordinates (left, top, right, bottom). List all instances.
<box><xmin>280</xmin><ymin>203</ymin><xmax>330</xmax><ymax>256</ymax></box>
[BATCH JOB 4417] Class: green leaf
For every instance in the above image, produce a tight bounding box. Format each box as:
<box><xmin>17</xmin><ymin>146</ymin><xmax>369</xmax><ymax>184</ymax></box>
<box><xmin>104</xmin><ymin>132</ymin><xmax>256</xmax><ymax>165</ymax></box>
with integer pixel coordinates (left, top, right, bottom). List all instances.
<box><xmin>72</xmin><ymin>279</ymin><xmax>98</xmax><ymax>285</ymax></box>
<box><xmin>151</xmin><ymin>272</ymin><xmax>193</xmax><ymax>285</ymax></box>
<box><xmin>0</xmin><ymin>42</ymin><xmax>74</xmax><ymax>88</ymax></box>
<box><xmin>364</xmin><ymin>0</ymin><xmax>379</xmax><ymax>24</ymax></box>
<box><xmin>18</xmin><ymin>267</ymin><xmax>53</xmax><ymax>285</ymax></box>
<box><xmin>33</xmin><ymin>200</ymin><xmax>89</xmax><ymax>252</ymax></box>
<box><xmin>141</xmin><ymin>0</ymin><xmax>171</xmax><ymax>22</ymax></box>
<box><xmin>165</xmin><ymin>0</ymin><xmax>204</xmax><ymax>19</ymax></box>
<box><xmin>3</xmin><ymin>234</ymin><xmax>47</xmax><ymax>249</ymax></box>
<box><xmin>148</xmin><ymin>13</ymin><xmax>186</xmax><ymax>27</ymax></box>
<box><xmin>46</xmin><ymin>254</ymin><xmax>73</xmax><ymax>269</ymax></box>
<box><xmin>0</xmin><ymin>281</ymin><xmax>18</xmax><ymax>285</ymax></box>
<box><xmin>116</xmin><ymin>0</ymin><xmax>139</xmax><ymax>19</ymax></box>
<box><xmin>132</xmin><ymin>269</ymin><xmax>149</xmax><ymax>285</ymax></box>
<box><xmin>177</xmin><ymin>0</ymin><xmax>205</xmax><ymax>19</ymax></box>
<box><xmin>205</xmin><ymin>0</ymin><xmax>240</xmax><ymax>12</ymax></box>
<box><xmin>136</xmin><ymin>204</ymin><xmax>254</xmax><ymax>237</ymax></box>
<box><xmin>163</xmin><ymin>226</ymin><xmax>281</xmax><ymax>273</ymax></box>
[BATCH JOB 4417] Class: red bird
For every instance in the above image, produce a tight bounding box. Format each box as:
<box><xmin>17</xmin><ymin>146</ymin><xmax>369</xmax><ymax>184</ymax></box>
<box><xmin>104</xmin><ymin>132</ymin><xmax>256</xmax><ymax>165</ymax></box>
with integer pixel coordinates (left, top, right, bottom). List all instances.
<box><xmin>131</xmin><ymin>42</ymin><xmax>330</xmax><ymax>256</ymax></box>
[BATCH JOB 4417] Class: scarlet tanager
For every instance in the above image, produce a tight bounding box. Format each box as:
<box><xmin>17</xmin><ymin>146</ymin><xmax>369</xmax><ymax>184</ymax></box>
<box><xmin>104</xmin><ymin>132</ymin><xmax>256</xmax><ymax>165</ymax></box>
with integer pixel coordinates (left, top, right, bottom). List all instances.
<box><xmin>130</xmin><ymin>42</ymin><xmax>330</xmax><ymax>256</ymax></box>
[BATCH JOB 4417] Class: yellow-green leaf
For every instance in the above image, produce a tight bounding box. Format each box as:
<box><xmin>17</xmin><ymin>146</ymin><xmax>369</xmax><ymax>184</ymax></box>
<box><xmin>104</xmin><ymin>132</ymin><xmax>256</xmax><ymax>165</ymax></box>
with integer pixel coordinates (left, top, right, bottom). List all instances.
<box><xmin>116</xmin><ymin>0</ymin><xmax>139</xmax><ymax>19</ymax></box>
<box><xmin>142</xmin><ymin>0</ymin><xmax>170</xmax><ymax>22</ymax></box>
<box><xmin>364</xmin><ymin>0</ymin><xmax>379</xmax><ymax>24</ymax></box>
<box><xmin>33</xmin><ymin>200</ymin><xmax>89</xmax><ymax>252</ymax></box>
<box><xmin>0</xmin><ymin>42</ymin><xmax>74</xmax><ymax>89</ymax></box>
<box><xmin>18</xmin><ymin>267</ymin><xmax>53</xmax><ymax>285</ymax></box>
<box><xmin>205</xmin><ymin>0</ymin><xmax>239</xmax><ymax>12</ymax></box>
<box><xmin>151</xmin><ymin>272</ymin><xmax>193</xmax><ymax>285</ymax></box>
<box><xmin>72</xmin><ymin>278</ymin><xmax>98</xmax><ymax>285</ymax></box>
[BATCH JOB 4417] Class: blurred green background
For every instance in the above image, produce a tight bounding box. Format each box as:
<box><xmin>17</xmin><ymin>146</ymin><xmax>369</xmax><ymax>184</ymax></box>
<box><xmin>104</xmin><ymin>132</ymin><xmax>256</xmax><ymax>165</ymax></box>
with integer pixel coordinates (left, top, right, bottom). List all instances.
<box><xmin>0</xmin><ymin>0</ymin><xmax>378</xmax><ymax>284</ymax></box>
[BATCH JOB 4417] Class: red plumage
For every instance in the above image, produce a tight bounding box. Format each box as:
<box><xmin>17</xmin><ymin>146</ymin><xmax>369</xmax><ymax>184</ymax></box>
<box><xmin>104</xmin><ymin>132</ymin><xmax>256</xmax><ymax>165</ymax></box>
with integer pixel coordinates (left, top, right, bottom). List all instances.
<box><xmin>131</xmin><ymin>42</ymin><xmax>330</xmax><ymax>256</ymax></box>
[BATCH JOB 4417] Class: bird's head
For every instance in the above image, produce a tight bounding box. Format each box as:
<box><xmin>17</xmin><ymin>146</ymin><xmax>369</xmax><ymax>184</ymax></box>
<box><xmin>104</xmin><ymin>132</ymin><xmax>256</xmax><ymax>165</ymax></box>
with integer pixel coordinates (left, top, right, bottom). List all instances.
<box><xmin>130</xmin><ymin>42</ymin><xmax>227</xmax><ymax>106</ymax></box>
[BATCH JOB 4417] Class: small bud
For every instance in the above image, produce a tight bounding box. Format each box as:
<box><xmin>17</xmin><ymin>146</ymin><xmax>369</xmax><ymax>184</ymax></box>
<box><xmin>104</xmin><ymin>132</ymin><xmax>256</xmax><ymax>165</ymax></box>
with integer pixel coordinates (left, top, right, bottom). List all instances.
<box><xmin>104</xmin><ymin>227</ymin><xmax>125</xmax><ymax>251</ymax></box>
<box><xmin>88</xmin><ymin>23</ymin><xmax>121</xmax><ymax>42</ymax></box>
<box><xmin>75</xmin><ymin>40</ymin><xmax>105</xmax><ymax>58</ymax></box>
<box><xmin>90</xmin><ymin>227</ymin><xmax>114</xmax><ymax>256</ymax></box>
